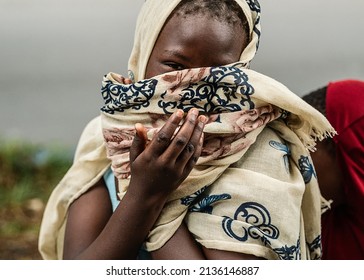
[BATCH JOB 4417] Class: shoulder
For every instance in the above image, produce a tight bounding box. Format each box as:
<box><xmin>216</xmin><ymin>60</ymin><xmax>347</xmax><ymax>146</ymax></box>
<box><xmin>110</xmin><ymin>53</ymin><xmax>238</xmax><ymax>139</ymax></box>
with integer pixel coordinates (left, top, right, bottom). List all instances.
<box><xmin>232</xmin><ymin>126</ymin><xmax>293</xmax><ymax>181</ymax></box>
<box><xmin>74</xmin><ymin>116</ymin><xmax>105</xmax><ymax>161</ymax></box>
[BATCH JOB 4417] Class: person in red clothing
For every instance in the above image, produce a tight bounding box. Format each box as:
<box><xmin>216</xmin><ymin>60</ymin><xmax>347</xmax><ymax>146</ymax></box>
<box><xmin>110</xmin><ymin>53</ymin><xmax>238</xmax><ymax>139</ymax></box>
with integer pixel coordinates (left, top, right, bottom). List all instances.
<box><xmin>302</xmin><ymin>79</ymin><xmax>364</xmax><ymax>259</ymax></box>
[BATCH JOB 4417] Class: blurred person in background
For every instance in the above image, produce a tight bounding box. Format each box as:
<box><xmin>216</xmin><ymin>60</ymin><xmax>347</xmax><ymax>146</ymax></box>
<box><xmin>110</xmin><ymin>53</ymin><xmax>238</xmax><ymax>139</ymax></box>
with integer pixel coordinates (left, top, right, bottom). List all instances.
<box><xmin>302</xmin><ymin>79</ymin><xmax>364</xmax><ymax>259</ymax></box>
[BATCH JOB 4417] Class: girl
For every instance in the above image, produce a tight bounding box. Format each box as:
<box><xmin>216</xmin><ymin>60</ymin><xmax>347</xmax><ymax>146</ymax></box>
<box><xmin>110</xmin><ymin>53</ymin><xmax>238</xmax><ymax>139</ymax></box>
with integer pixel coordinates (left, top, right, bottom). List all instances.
<box><xmin>39</xmin><ymin>0</ymin><xmax>335</xmax><ymax>260</ymax></box>
<box><xmin>303</xmin><ymin>80</ymin><xmax>364</xmax><ymax>259</ymax></box>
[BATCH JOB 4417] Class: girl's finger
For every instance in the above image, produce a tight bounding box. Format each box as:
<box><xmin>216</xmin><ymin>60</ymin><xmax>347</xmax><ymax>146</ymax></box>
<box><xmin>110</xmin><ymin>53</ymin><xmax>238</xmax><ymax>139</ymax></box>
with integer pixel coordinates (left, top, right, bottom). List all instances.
<box><xmin>124</xmin><ymin>78</ymin><xmax>133</xmax><ymax>84</ymax></box>
<box><xmin>184</xmin><ymin>128</ymin><xmax>204</xmax><ymax>173</ymax></box>
<box><xmin>147</xmin><ymin>109</ymin><xmax>184</xmax><ymax>156</ymax></box>
<box><xmin>163</xmin><ymin>108</ymin><xmax>199</xmax><ymax>161</ymax></box>
<box><xmin>130</xmin><ymin>123</ymin><xmax>148</xmax><ymax>162</ymax></box>
<box><xmin>176</xmin><ymin>114</ymin><xmax>206</xmax><ymax>167</ymax></box>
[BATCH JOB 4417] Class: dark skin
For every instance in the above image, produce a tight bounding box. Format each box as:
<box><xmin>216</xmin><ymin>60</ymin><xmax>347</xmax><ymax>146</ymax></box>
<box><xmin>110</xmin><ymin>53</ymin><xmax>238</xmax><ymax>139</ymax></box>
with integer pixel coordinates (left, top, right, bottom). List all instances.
<box><xmin>145</xmin><ymin>14</ymin><xmax>248</xmax><ymax>77</ymax></box>
<box><xmin>64</xmin><ymin>12</ymin><xmax>262</xmax><ymax>260</ymax></box>
<box><xmin>310</xmin><ymin>140</ymin><xmax>345</xmax><ymax>208</ymax></box>
<box><xmin>147</xmin><ymin>13</ymin><xmax>262</xmax><ymax>260</ymax></box>
<box><xmin>64</xmin><ymin>109</ymin><xmax>206</xmax><ymax>259</ymax></box>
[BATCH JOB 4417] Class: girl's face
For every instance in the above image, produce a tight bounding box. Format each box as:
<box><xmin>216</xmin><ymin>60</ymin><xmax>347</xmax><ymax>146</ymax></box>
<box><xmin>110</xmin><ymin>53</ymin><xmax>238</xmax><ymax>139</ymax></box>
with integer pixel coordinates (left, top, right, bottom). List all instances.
<box><xmin>145</xmin><ymin>12</ymin><xmax>248</xmax><ymax>79</ymax></box>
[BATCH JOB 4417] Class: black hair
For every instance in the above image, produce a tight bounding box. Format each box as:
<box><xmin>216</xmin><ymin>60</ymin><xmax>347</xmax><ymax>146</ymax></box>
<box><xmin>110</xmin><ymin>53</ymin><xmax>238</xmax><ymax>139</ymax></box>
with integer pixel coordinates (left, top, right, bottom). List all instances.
<box><xmin>302</xmin><ymin>86</ymin><xmax>327</xmax><ymax>116</ymax></box>
<box><xmin>172</xmin><ymin>0</ymin><xmax>250</xmax><ymax>39</ymax></box>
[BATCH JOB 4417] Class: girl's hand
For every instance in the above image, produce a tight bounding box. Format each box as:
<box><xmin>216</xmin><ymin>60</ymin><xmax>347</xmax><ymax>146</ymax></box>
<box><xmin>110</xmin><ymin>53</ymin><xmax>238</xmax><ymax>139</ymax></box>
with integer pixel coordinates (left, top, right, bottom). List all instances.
<box><xmin>128</xmin><ymin>108</ymin><xmax>206</xmax><ymax>199</ymax></box>
<box><xmin>114</xmin><ymin>74</ymin><xmax>133</xmax><ymax>85</ymax></box>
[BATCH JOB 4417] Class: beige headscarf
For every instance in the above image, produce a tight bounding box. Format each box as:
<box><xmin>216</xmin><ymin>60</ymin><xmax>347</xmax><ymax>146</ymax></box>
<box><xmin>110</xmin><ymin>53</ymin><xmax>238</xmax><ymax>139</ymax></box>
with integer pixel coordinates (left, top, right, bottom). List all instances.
<box><xmin>128</xmin><ymin>0</ymin><xmax>260</xmax><ymax>82</ymax></box>
<box><xmin>38</xmin><ymin>0</ymin><xmax>335</xmax><ymax>259</ymax></box>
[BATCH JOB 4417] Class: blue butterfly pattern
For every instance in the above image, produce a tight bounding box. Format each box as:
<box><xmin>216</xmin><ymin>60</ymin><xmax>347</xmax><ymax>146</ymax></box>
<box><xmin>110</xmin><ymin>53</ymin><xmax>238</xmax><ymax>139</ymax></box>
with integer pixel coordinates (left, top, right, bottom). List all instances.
<box><xmin>298</xmin><ymin>155</ymin><xmax>316</xmax><ymax>184</ymax></box>
<box><xmin>269</xmin><ymin>140</ymin><xmax>291</xmax><ymax>173</ymax></box>
<box><xmin>188</xmin><ymin>193</ymin><xmax>232</xmax><ymax>214</ymax></box>
<box><xmin>180</xmin><ymin>186</ymin><xmax>208</xmax><ymax>207</ymax></box>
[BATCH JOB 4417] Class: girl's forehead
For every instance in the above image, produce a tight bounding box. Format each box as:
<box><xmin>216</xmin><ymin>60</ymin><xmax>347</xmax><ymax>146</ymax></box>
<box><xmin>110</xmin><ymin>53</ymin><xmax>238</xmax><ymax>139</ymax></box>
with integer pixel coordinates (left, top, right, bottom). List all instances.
<box><xmin>151</xmin><ymin>13</ymin><xmax>247</xmax><ymax>67</ymax></box>
<box><xmin>160</xmin><ymin>13</ymin><xmax>247</xmax><ymax>49</ymax></box>
<box><xmin>129</xmin><ymin>0</ymin><xmax>261</xmax><ymax>81</ymax></box>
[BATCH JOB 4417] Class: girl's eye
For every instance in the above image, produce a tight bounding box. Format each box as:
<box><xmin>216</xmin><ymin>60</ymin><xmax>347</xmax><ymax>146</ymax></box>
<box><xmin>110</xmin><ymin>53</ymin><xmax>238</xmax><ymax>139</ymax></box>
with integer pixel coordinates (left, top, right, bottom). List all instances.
<box><xmin>165</xmin><ymin>63</ymin><xmax>185</xmax><ymax>71</ymax></box>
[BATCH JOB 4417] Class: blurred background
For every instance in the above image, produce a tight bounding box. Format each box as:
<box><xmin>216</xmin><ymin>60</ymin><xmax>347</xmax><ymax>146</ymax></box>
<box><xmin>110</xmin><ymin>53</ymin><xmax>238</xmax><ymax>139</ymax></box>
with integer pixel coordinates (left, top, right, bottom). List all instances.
<box><xmin>0</xmin><ymin>0</ymin><xmax>363</xmax><ymax>259</ymax></box>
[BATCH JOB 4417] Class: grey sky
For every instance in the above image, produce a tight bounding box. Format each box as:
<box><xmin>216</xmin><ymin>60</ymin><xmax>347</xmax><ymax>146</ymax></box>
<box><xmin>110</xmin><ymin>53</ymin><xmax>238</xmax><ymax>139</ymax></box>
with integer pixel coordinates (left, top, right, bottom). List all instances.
<box><xmin>0</xmin><ymin>0</ymin><xmax>363</xmax><ymax>147</ymax></box>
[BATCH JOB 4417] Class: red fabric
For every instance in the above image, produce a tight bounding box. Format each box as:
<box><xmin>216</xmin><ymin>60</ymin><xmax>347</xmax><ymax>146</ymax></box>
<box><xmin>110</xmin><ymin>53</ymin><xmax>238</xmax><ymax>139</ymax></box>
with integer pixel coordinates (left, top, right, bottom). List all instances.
<box><xmin>321</xmin><ymin>79</ymin><xmax>364</xmax><ymax>259</ymax></box>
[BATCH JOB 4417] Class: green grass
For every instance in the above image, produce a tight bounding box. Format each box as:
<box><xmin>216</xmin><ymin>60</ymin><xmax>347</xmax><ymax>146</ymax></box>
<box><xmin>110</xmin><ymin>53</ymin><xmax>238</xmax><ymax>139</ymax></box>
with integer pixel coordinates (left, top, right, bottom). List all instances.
<box><xmin>0</xmin><ymin>140</ymin><xmax>72</xmax><ymax>205</ymax></box>
<box><xmin>0</xmin><ymin>139</ymin><xmax>72</xmax><ymax>238</ymax></box>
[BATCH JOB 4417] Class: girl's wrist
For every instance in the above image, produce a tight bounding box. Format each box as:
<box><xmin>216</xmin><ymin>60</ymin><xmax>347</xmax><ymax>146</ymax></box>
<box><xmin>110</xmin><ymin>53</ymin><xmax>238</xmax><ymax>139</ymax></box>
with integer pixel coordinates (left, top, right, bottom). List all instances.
<box><xmin>126</xmin><ymin>181</ymin><xmax>170</xmax><ymax>209</ymax></box>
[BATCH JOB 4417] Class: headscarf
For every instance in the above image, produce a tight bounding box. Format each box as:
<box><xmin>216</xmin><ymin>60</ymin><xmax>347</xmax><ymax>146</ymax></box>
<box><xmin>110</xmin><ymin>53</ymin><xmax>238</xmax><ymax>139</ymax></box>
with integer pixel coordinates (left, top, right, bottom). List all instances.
<box><xmin>38</xmin><ymin>0</ymin><xmax>335</xmax><ymax>259</ymax></box>
<box><xmin>321</xmin><ymin>79</ymin><xmax>364</xmax><ymax>259</ymax></box>
<box><xmin>101</xmin><ymin>0</ymin><xmax>333</xmax><ymax>258</ymax></box>
<box><xmin>128</xmin><ymin>0</ymin><xmax>261</xmax><ymax>82</ymax></box>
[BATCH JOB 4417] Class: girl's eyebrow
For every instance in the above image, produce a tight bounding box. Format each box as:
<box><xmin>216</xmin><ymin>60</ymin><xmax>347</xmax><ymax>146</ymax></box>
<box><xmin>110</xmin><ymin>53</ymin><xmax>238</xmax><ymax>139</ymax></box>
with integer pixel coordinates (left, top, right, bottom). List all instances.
<box><xmin>163</xmin><ymin>49</ymin><xmax>189</xmax><ymax>62</ymax></box>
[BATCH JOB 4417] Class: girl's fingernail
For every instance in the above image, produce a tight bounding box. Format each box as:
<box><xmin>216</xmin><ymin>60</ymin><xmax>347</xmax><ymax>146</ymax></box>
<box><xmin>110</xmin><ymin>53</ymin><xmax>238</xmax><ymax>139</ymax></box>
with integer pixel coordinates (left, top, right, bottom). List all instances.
<box><xmin>199</xmin><ymin>115</ymin><xmax>207</xmax><ymax>123</ymax></box>
<box><xmin>192</xmin><ymin>108</ymin><xmax>200</xmax><ymax>115</ymax></box>
<box><xmin>190</xmin><ymin>108</ymin><xmax>199</xmax><ymax>120</ymax></box>
<box><xmin>175</xmin><ymin>109</ymin><xmax>184</xmax><ymax>118</ymax></box>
